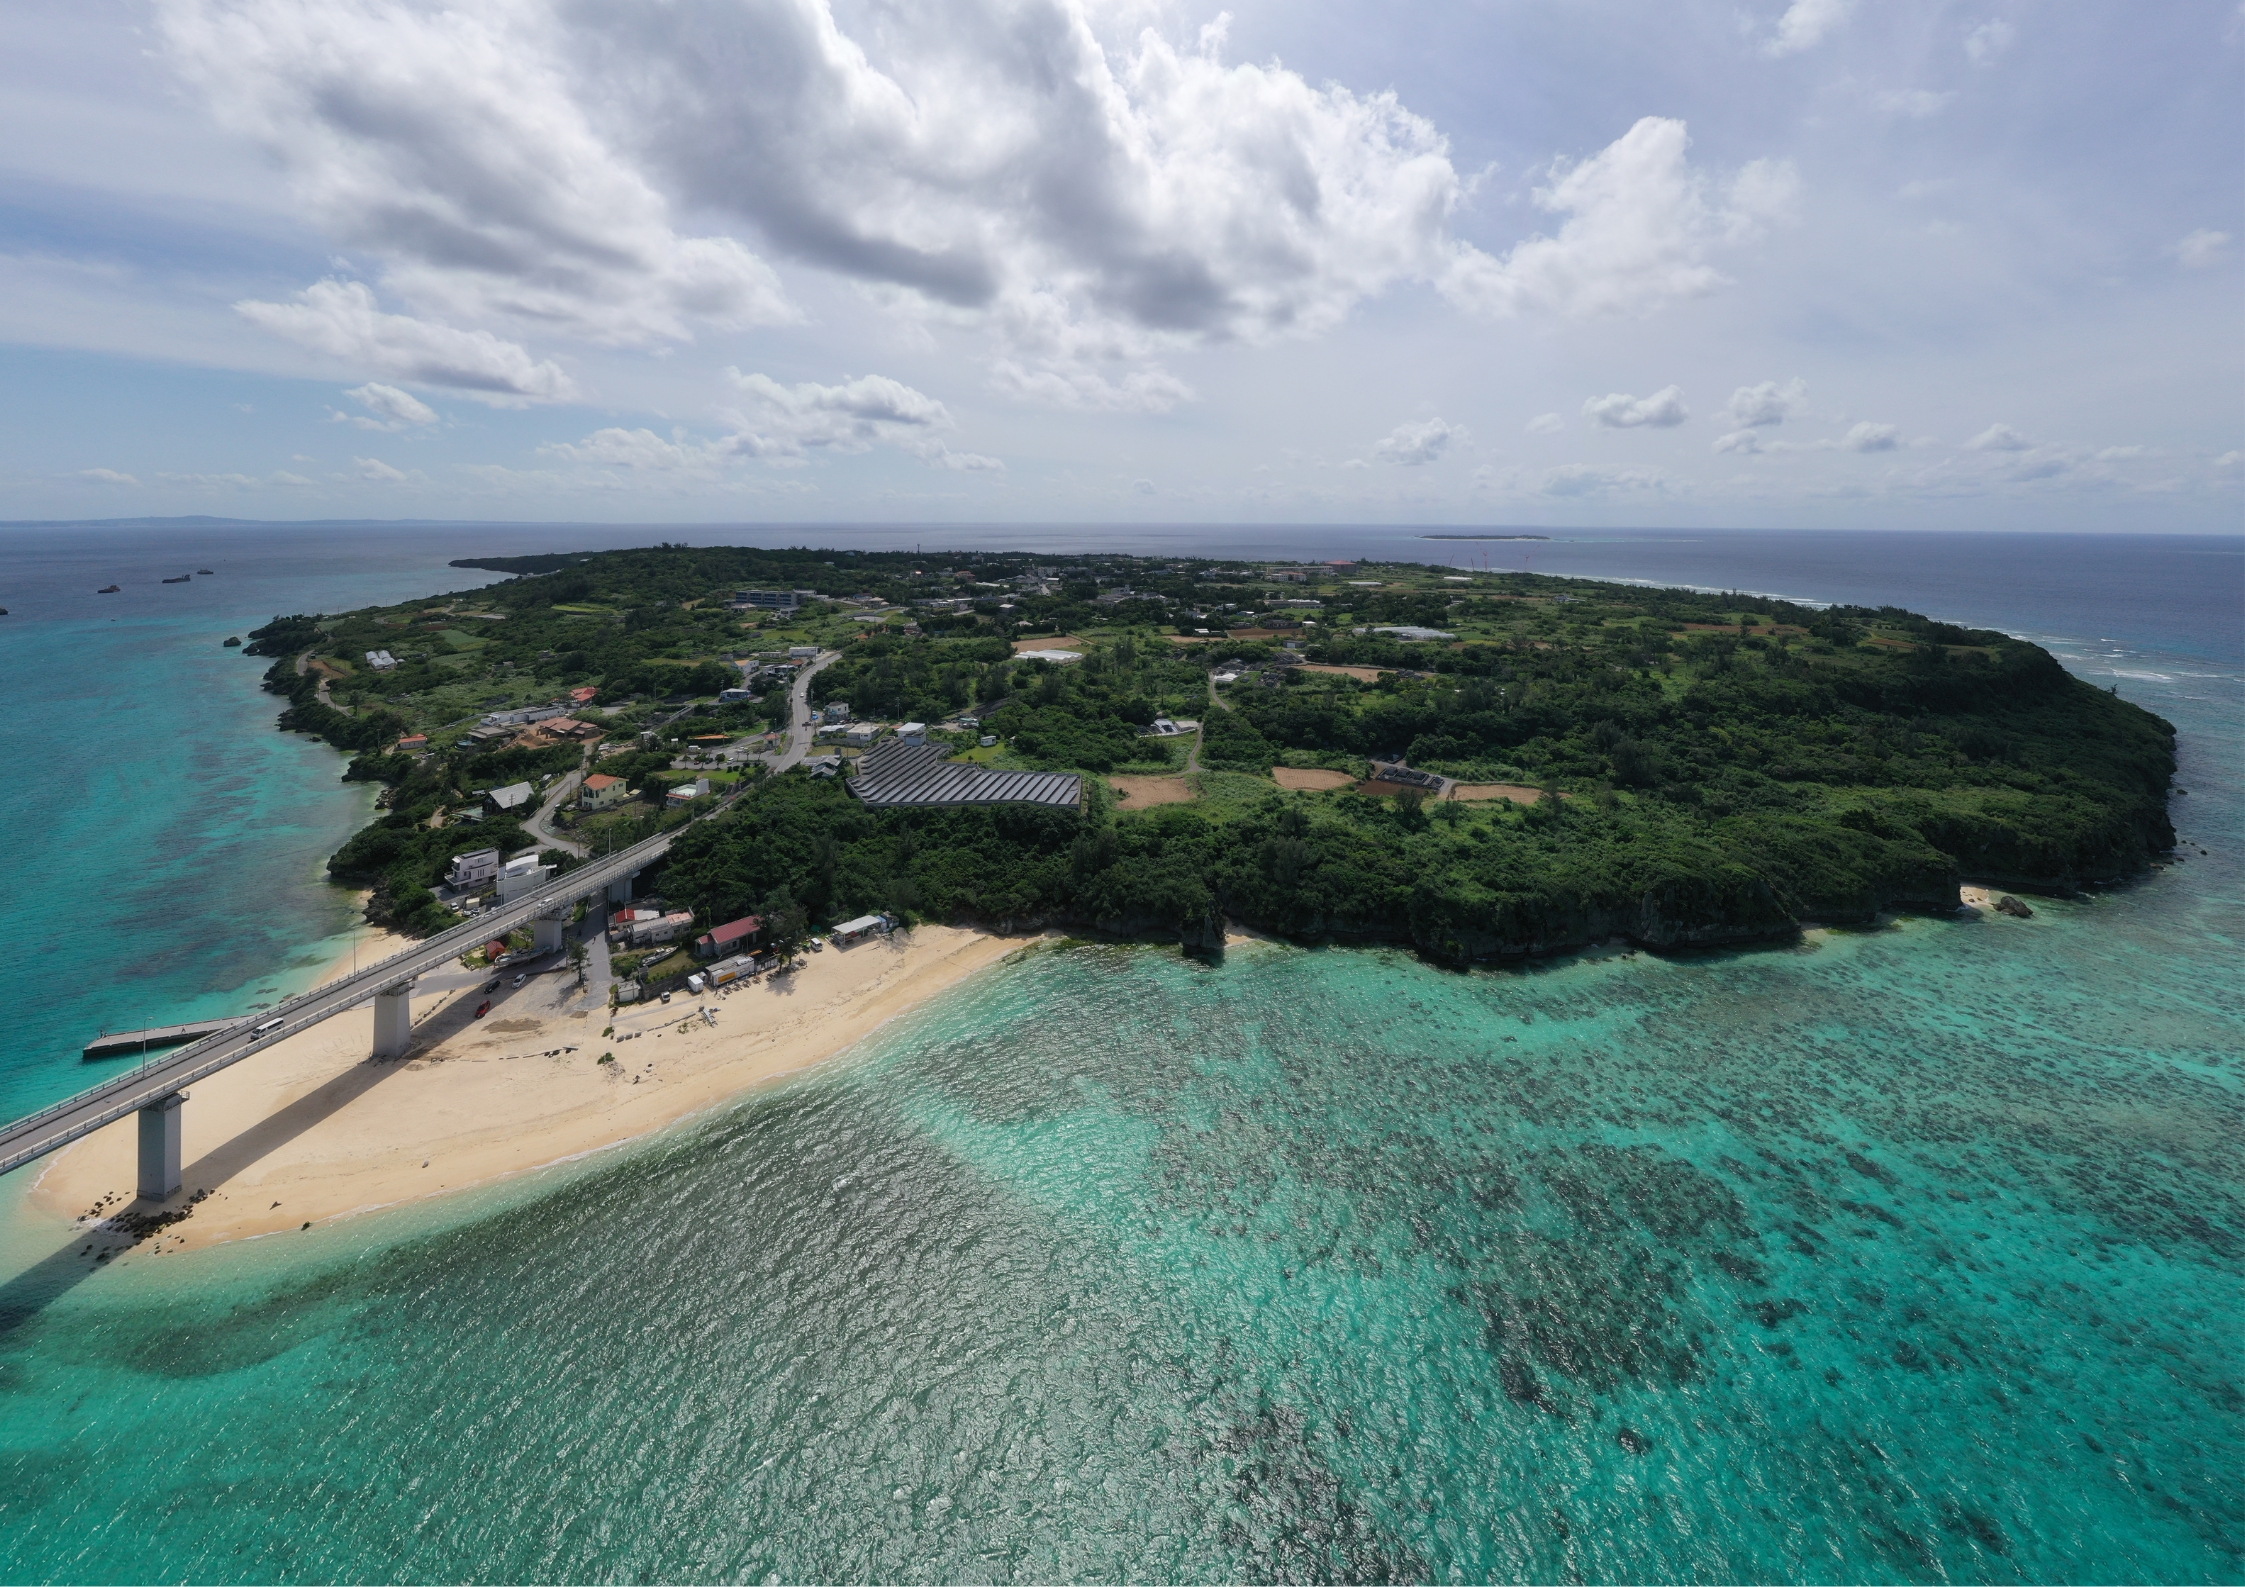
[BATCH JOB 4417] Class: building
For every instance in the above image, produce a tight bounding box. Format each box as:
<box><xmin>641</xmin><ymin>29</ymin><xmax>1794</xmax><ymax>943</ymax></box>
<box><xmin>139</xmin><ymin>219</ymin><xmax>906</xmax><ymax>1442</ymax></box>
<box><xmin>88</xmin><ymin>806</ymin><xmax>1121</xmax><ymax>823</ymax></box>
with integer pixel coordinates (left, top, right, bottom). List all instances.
<box><xmin>495</xmin><ymin>853</ymin><xmax>555</xmax><ymax>903</ymax></box>
<box><xmin>694</xmin><ymin>915</ymin><xmax>762</xmax><ymax>959</ymax></box>
<box><xmin>729</xmin><ymin>589</ymin><xmax>818</xmax><ymax>611</ymax></box>
<box><xmin>626</xmin><ymin>910</ymin><xmax>694</xmax><ymax>947</ymax></box>
<box><xmin>843</xmin><ymin>723</ymin><xmax>879</xmax><ymax>748</ymax></box>
<box><xmin>896</xmin><ymin>721</ymin><xmax>928</xmax><ymax>746</ymax></box>
<box><xmin>1370</xmin><ymin>625</ymin><xmax>1456</xmax><ymax>642</ymax></box>
<box><xmin>539</xmin><ymin>717</ymin><xmax>595</xmax><ymax>738</ymax></box>
<box><xmin>569</xmin><ymin>685</ymin><xmax>599</xmax><ymax>704</ymax></box>
<box><xmin>396</xmin><ymin>733</ymin><xmax>428</xmax><ymax>752</ymax></box>
<box><xmin>365</xmin><ymin>649</ymin><xmax>399</xmax><ymax>670</ymax></box>
<box><xmin>479</xmin><ymin>703</ymin><xmax>571</xmax><ymax>730</ymax></box>
<box><xmin>717</xmin><ymin>687</ymin><xmax>756</xmax><ymax>704</ymax></box>
<box><xmin>487</xmin><ymin>781</ymin><xmax>534</xmax><ymax>814</ymax></box>
<box><xmin>825</xmin><ymin>702</ymin><xmax>850</xmax><ymax>723</ymax></box>
<box><xmin>831</xmin><ymin>913</ymin><xmax>892</xmax><ymax>946</ymax></box>
<box><xmin>665</xmin><ymin>777</ymin><xmax>711</xmax><ymax>806</ymax></box>
<box><xmin>1012</xmin><ymin>649</ymin><xmax>1084</xmax><ymax>665</ymax></box>
<box><xmin>447</xmin><ymin>848</ymin><xmax>501</xmax><ymax>889</ymax></box>
<box><xmin>788</xmin><ymin>645</ymin><xmax>819</xmax><ymax>660</ymax></box>
<box><xmin>580</xmin><ymin>773</ymin><xmax>628</xmax><ymax>810</ymax></box>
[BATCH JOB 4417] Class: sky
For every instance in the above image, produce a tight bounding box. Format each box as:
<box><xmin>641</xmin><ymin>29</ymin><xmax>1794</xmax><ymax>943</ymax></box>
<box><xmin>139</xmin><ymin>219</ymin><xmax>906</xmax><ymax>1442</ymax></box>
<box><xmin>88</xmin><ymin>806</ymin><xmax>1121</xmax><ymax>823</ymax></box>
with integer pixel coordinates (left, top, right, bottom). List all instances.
<box><xmin>0</xmin><ymin>0</ymin><xmax>2238</xmax><ymax>529</ymax></box>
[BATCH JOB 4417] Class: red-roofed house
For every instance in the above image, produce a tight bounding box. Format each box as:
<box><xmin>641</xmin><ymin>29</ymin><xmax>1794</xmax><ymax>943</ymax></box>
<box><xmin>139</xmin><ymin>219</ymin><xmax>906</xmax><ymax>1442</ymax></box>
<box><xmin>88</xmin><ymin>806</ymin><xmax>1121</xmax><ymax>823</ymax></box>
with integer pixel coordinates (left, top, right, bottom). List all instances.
<box><xmin>694</xmin><ymin>915</ymin><xmax>762</xmax><ymax>960</ymax></box>
<box><xmin>569</xmin><ymin>686</ymin><xmax>598</xmax><ymax>703</ymax></box>
<box><xmin>580</xmin><ymin>772</ymin><xmax>628</xmax><ymax>810</ymax></box>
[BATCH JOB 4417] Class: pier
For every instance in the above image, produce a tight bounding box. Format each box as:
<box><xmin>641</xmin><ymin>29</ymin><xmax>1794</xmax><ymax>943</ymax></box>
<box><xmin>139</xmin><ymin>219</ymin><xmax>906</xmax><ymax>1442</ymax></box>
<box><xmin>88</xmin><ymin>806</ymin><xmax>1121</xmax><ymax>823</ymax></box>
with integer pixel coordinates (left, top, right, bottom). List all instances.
<box><xmin>83</xmin><ymin>1020</ymin><xmax>239</xmax><ymax>1061</ymax></box>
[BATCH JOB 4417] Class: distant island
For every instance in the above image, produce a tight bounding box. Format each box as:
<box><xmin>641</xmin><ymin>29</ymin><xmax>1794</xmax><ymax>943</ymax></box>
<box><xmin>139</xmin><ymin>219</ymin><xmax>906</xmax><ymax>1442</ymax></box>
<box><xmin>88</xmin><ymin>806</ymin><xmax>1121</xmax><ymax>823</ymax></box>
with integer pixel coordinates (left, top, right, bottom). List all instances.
<box><xmin>241</xmin><ymin>545</ymin><xmax>2176</xmax><ymax>969</ymax></box>
<box><xmin>1417</xmin><ymin>534</ymin><xmax>1552</xmax><ymax>541</ymax></box>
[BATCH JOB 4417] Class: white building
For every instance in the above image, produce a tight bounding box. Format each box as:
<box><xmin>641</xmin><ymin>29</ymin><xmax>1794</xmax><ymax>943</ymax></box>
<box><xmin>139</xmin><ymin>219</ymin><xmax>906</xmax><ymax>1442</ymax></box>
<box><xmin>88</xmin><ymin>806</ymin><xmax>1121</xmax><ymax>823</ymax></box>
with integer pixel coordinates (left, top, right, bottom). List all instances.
<box><xmin>446</xmin><ymin>848</ymin><xmax>500</xmax><ymax>889</ymax></box>
<box><xmin>364</xmin><ymin>650</ymin><xmax>398</xmax><ymax>670</ymax></box>
<box><xmin>495</xmin><ymin>853</ymin><xmax>554</xmax><ymax>903</ymax></box>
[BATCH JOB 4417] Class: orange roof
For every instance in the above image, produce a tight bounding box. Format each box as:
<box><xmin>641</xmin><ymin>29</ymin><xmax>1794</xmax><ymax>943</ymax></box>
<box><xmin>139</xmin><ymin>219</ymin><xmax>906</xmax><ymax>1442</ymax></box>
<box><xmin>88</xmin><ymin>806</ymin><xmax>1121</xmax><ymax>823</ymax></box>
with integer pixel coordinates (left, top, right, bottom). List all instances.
<box><xmin>583</xmin><ymin>773</ymin><xmax>622</xmax><ymax>790</ymax></box>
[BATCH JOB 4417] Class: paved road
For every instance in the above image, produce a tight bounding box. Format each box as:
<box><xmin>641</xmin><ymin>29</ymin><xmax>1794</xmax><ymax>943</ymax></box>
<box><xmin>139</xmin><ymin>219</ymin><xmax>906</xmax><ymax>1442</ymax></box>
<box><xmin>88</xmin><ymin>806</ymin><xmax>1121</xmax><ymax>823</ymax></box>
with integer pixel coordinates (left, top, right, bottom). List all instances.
<box><xmin>757</xmin><ymin>650</ymin><xmax>839</xmax><ymax>773</ymax></box>
<box><xmin>526</xmin><ymin>766</ymin><xmax>589</xmax><ymax>857</ymax></box>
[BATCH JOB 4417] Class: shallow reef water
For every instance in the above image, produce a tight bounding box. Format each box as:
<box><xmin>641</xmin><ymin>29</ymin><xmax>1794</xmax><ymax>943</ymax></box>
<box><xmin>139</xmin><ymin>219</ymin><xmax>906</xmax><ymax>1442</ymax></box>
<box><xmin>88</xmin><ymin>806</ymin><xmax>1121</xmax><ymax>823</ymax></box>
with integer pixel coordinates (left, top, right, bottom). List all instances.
<box><xmin>0</xmin><ymin>893</ymin><xmax>2237</xmax><ymax>1584</ymax></box>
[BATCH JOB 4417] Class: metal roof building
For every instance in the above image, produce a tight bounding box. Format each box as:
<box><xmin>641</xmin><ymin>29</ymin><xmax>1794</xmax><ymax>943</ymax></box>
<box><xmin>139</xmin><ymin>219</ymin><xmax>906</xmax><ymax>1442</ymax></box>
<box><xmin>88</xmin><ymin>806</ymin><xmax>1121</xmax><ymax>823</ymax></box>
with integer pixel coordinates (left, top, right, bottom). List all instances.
<box><xmin>848</xmin><ymin>743</ymin><xmax>1081</xmax><ymax>810</ymax></box>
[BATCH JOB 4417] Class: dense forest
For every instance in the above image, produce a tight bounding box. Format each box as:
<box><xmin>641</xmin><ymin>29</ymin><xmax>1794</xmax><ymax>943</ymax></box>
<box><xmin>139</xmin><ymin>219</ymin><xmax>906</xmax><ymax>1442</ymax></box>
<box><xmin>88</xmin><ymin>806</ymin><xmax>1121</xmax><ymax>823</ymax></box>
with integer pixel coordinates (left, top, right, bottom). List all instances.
<box><xmin>251</xmin><ymin>544</ymin><xmax>2178</xmax><ymax>962</ymax></box>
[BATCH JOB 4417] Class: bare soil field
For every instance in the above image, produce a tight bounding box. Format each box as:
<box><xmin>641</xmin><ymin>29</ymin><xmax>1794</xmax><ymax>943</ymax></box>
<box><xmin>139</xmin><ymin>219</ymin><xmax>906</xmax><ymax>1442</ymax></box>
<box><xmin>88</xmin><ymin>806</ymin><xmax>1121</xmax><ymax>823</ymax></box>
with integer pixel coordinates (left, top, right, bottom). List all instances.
<box><xmin>1108</xmin><ymin>775</ymin><xmax>1197</xmax><ymax>806</ymax></box>
<box><xmin>1446</xmin><ymin>783</ymin><xmax>1550</xmax><ymax>803</ymax></box>
<box><xmin>1297</xmin><ymin>662</ymin><xmax>1385</xmax><ymax>682</ymax></box>
<box><xmin>1272</xmin><ymin>767</ymin><xmax>1357</xmax><ymax>791</ymax></box>
<box><xmin>1012</xmin><ymin>635</ymin><xmax>1087</xmax><ymax>652</ymax></box>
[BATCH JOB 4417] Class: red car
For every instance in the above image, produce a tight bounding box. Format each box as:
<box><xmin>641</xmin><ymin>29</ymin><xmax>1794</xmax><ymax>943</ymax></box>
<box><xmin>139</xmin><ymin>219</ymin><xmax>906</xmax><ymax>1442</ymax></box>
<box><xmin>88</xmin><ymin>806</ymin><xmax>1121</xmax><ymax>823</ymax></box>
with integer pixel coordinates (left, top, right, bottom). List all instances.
<box><xmin>474</xmin><ymin>1000</ymin><xmax>492</xmax><ymax>1019</ymax></box>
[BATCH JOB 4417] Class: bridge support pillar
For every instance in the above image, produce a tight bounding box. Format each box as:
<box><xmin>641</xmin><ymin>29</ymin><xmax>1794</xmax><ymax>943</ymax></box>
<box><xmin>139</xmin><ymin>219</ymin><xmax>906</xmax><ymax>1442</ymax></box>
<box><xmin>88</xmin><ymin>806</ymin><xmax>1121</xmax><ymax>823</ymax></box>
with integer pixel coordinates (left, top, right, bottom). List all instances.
<box><xmin>606</xmin><ymin>873</ymin><xmax>635</xmax><ymax>906</ymax></box>
<box><xmin>533</xmin><ymin>910</ymin><xmax>568</xmax><ymax>954</ymax></box>
<box><xmin>372</xmin><ymin>982</ymin><xmax>414</xmax><ymax>1059</ymax></box>
<box><xmin>137</xmin><ymin>1093</ymin><xmax>184</xmax><ymax>1201</ymax></box>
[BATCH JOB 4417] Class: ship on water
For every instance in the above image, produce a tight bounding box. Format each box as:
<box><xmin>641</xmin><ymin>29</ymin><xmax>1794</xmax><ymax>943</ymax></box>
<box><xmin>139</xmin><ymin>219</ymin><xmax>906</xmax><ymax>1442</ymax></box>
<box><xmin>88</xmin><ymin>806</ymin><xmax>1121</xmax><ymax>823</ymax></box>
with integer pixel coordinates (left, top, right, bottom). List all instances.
<box><xmin>196</xmin><ymin>568</ymin><xmax>214</xmax><ymax>574</ymax></box>
<box><xmin>162</xmin><ymin>574</ymin><xmax>191</xmax><ymax>583</ymax></box>
<box><xmin>97</xmin><ymin>584</ymin><xmax>119</xmax><ymax>593</ymax></box>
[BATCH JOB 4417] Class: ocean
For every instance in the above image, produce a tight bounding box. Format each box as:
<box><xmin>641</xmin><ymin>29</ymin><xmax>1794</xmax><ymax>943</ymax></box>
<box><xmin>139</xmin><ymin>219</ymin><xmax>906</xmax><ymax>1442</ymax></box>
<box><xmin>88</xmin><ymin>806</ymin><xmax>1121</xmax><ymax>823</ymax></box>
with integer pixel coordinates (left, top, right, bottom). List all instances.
<box><xmin>0</xmin><ymin>523</ymin><xmax>2238</xmax><ymax>1583</ymax></box>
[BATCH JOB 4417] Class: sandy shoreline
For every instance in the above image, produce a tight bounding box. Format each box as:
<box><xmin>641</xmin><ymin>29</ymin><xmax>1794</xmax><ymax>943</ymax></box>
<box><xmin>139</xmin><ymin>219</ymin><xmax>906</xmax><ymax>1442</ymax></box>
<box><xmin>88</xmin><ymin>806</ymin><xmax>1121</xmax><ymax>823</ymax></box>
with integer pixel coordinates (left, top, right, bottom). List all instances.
<box><xmin>31</xmin><ymin>923</ymin><xmax>1028</xmax><ymax>1253</ymax></box>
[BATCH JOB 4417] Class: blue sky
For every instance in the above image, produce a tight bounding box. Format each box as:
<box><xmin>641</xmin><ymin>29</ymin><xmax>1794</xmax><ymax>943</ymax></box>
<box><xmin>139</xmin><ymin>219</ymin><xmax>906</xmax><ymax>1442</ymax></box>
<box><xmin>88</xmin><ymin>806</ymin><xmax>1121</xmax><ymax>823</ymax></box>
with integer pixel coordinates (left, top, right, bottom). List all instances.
<box><xmin>0</xmin><ymin>0</ymin><xmax>2237</xmax><ymax>527</ymax></box>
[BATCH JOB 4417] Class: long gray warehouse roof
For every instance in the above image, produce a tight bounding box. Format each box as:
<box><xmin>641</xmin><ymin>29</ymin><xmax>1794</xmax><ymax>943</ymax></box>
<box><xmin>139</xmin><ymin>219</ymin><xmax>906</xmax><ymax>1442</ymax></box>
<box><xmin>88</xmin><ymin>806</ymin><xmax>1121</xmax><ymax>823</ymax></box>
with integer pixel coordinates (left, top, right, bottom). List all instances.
<box><xmin>849</xmin><ymin>743</ymin><xmax>1081</xmax><ymax>809</ymax></box>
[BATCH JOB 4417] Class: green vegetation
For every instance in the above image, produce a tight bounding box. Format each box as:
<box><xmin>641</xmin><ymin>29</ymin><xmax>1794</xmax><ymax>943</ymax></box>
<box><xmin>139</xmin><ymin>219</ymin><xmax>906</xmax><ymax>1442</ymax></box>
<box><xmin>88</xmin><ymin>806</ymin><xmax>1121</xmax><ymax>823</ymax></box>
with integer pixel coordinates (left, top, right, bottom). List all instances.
<box><xmin>256</xmin><ymin>546</ymin><xmax>2176</xmax><ymax>961</ymax></box>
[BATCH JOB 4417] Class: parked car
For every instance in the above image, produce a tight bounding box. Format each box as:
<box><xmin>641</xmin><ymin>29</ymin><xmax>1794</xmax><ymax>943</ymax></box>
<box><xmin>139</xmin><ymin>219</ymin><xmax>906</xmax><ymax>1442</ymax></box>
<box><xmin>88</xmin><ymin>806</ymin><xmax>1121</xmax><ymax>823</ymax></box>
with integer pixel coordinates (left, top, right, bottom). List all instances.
<box><xmin>481</xmin><ymin>978</ymin><xmax>500</xmax><ymax>993</ymax></box>
<box><xmin>474</xmin><ymin>1000</ymin><xmax>491</xmax><ymax>1019</ymax></box>
<box><xmin>512</xmin><ymin>973</ymin><xmax>527</xmax><ymax>988</ymax></box>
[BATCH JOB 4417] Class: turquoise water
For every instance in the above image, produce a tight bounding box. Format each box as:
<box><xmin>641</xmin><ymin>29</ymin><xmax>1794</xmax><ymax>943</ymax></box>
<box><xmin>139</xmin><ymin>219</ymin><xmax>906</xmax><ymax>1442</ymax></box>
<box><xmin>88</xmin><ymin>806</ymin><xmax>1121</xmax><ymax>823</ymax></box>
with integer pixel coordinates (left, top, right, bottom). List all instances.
<box><xmin>0</xmin><ymin>528</ymin><xmax>2237</xmax><ymax>1582</ymax></box>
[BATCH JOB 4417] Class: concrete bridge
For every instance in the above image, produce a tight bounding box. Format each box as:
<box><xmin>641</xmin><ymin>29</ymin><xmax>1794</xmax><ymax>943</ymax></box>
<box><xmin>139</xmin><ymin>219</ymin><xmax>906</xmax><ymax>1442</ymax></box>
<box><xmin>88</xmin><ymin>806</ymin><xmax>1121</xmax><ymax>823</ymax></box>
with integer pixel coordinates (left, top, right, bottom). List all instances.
<box><xmin>0</xmin><ymin>648</ymin><xmax>835</xmax><ymax>1206</ymax></box>
<box><xmin>0</xmin><ymin>825</ymin><xmax>680</xmax><ymax>1203</ymax></box>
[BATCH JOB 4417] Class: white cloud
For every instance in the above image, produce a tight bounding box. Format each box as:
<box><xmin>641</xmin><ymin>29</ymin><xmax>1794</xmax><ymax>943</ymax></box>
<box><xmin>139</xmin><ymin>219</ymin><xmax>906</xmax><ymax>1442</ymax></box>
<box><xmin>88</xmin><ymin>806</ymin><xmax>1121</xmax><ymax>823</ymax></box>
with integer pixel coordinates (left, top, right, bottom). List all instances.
<box><xmin>1963</xmin><ymin>19</ymin><xmax>2017</xmax><ymax>64</ymax></box>
<box><xmin>1723</xmin><ymin>378</ymin><xmax>1805</xmax><ymax>427</ymax></box>
<box><xmin>543</xmin><ymin>372</ymin><xmax>1003</xmax><ymax>475</ymax></box>
<box><xmin>1844</xmin><ymin>421</ymin><xmax>1900</xmax><ymax>452</ymax></box>
<box><xmin>1584</xmin><ymin>385</ymin><xmax>1688</xmax><ymax>428</ymax></box>
<box><xmin>1524</xmin><ymin>412</ymin><xmax>1565</xmax><ymax>436</ymax></box>
<box><xmin>1875</xmin><ymin>89</ymin><xmax>1955</xmax><ymax>118</ymax></box>
<box><xmin>332</xmin><ymin>381</ymin><xmax>438</xmax><ymax>431</ymax></box>
<box><xmin>237</xmin><ymin>280</ymin><xmax>578</xmax><ymax>403</ymax></box>
<box><xmin>2175</xmin><ymin>229</ymin><xmax>2231</xmax><ymax>268</ymax></box>
<box><xmin>912</xmin><ymin>443</ymin><xmax>1005</xmax><ymax>472</ymax></box>
<box><xmin>1373</xmin><ymin>417</ymin><xmax>1462</xmax><ymax>465</ymax></box>
<box><xmin>1444</xmin><ymin>119</ymin><xmax>1795</xmax><ymax>321</ymax></box>
<box><xmin>540</xmin><ymin>427</ymin><xmax>727</xmax><ymax>472</ymax></box>
<box><xmin>1765</xmin><ymin>0</ymin><xmax>1853</xmax><ymax>57</ymax></box>
<box><xmin>75</xmin><ymin>467</ymin><xmax>139</xmax><ymax>485</ymax></box>
<box><xmin>1713</xmin><ymin>430</ymin><xmax>1762</xmax><ymax>454</ymax></box>
<box><xmin>1541</xmin><ymin>463</ymin><xmax>1671</xmax><ymax>496</ymax></box>
<box><xmin>353</xmin><ymin>455</ymin><xmax>411</xmax><ymax>481</ymax></box>
<box><xmin>721</xmin><ymin>370</ymin><xmax>950</xmax><ymax>457</ymax></box>
<box><xmin>1968</xmin><ymin>422</ymin><xmax>2034</xmax><ymax>451</ymax></box>
<box><xmin>160</xmin><ymin>0</ymin><xmax>796</xmax><ymax>350</ymax></box>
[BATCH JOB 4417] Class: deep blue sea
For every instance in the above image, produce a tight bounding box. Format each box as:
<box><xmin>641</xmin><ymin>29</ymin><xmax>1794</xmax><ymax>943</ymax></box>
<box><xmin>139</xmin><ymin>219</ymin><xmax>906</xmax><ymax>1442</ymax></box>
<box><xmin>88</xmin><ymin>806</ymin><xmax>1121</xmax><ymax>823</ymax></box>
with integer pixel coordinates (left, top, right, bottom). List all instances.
<box><xmin>0</xmin><ymin>523</ymin><xmax>2238</xmax><ymax>1583</ymax></box>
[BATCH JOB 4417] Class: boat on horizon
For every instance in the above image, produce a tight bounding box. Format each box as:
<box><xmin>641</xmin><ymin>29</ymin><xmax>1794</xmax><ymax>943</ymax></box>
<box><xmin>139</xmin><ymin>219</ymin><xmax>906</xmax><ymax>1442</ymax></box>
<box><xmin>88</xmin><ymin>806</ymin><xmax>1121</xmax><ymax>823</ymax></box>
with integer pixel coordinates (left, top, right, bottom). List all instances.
<box><xmin>162</xmin><ymin>574</ymin><xmax>191</xmax><ymax>584</ymax></box>
<box><xmin>97</xmin><ymin>585</ymin><xmax>120</xmax><ymax>594</ymax></box>
<box><xmin>196</xmin><ymin>568</ymin><xmax>214</xmax><ymax>575</ymax></box>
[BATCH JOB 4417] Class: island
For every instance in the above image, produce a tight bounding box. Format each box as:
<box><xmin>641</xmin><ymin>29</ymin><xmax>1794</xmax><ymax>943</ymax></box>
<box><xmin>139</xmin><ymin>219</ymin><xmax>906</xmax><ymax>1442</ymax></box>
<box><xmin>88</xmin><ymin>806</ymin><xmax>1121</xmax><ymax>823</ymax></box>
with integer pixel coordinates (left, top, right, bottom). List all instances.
<box><xmin>243</xmin><ymin>545</ymin><xmax>2176</xmax><ymax>970</ymax></box>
